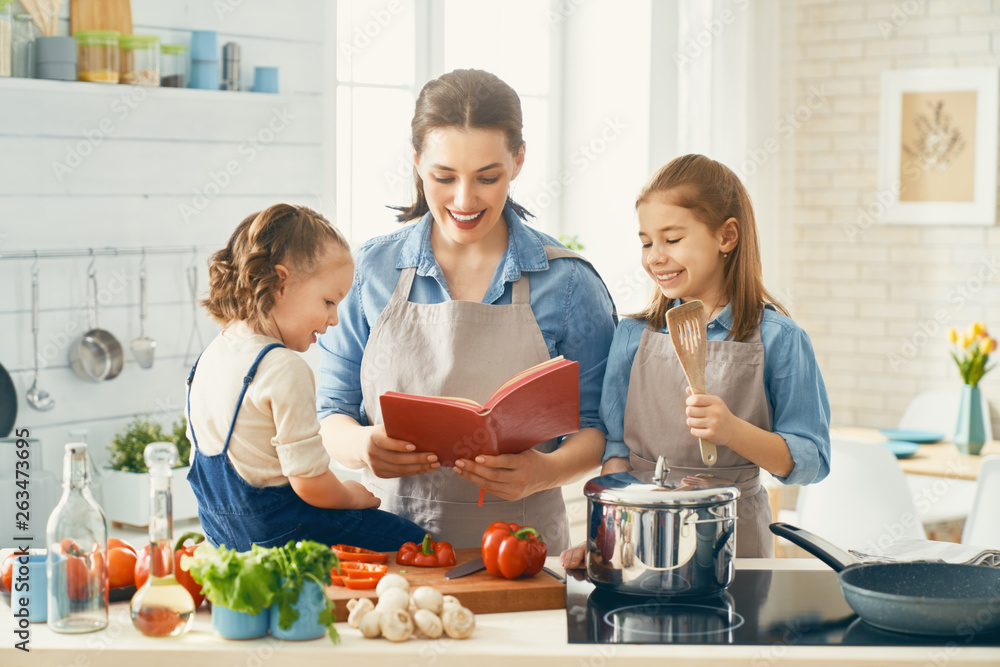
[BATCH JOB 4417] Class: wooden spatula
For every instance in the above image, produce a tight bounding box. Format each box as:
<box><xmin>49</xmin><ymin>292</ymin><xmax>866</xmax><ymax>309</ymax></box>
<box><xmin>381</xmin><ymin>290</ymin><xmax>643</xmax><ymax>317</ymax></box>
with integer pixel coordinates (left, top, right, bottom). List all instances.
<box><xmin>666</xmin><ymin>299</ymin><xmax>718</xmax><ymax>466</ymax></box>
<box><xmin>70</xmin><ymin>0</ymin><xmax>132</xmax><ymax>35</ymax></box>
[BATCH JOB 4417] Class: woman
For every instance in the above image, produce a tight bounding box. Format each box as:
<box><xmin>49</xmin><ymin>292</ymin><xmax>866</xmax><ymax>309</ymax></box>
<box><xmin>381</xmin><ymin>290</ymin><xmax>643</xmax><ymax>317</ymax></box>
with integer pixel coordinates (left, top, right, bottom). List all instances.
<box><xmin>316</xmin><ymin>69</ymin><xmax>617</xmax><ymax>549</ymax></box>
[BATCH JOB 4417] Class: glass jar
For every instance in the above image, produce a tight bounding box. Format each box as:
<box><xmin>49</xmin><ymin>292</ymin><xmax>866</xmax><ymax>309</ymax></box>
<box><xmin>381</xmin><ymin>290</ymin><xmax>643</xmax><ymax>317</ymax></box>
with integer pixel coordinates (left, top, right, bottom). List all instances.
<box><xmin>46</xmin><ymin>443</ymin><xmax>108</xmax><ymax>633</ymax></box>
<box><xmin>0</xmin><ymin>0</ymin><xmax>13</xmax><ymax>77</ymax></box>
<box><xmin>75</xmin><ymin>30</ymin><xmax>120</xmax><ymax>83</ymax></box>
<box><xmin>160</xmin><ymin>43</ymin><xmax>187</xmax><ymax>88</ymax></box>
<box><xmin>12</xmin><ymin>13</ymin><xmax>36</xmax><ymax>78</ymax></box>
<box><xmin>120</xmin><ymin>34</ymin><xmax>159</xmax><ymax>86</ymax></box>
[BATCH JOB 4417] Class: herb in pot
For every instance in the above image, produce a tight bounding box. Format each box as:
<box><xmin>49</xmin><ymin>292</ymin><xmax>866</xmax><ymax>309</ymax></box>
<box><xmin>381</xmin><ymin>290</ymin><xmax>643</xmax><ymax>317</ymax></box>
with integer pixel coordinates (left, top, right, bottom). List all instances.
<box><xmin>108</xmin><ymin>415</ymin><xmax>191</xmax><ymax>472</ymax></box>
<box><xmin>268</xmin><ymin>540</ymin><xmax>341</xmax><ymax>642</ymax></box>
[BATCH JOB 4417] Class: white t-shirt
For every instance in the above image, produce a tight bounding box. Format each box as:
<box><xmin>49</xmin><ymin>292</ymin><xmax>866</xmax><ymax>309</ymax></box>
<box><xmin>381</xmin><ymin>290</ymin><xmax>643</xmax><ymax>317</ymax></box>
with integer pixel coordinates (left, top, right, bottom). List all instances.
<box><xmin>187</xmin><ymin>321</ymin><xmax>331</xmax><ymax>487</ymax></box>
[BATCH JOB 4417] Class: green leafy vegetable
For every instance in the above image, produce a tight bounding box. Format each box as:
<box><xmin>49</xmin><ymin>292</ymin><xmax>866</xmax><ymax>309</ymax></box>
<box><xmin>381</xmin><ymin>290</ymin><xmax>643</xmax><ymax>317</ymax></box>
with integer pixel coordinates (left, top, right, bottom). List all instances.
<box><xmin>108</xmin><ymin>415</ymin><xmax>192</xmax><ymax>472</ymax></box>
<box><xmin>182</xmin><ymin>540</ymin><xmax>341</xmax><ymax>644</ymax></box>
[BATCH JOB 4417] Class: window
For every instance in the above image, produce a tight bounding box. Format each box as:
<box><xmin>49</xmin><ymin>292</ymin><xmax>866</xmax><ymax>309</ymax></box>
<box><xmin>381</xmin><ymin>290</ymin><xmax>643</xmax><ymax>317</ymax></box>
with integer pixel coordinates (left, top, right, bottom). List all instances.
<box><xmin>336</xmin><ymin>0</ymin><xmax>559</xmax><ymax>244</ymax></box>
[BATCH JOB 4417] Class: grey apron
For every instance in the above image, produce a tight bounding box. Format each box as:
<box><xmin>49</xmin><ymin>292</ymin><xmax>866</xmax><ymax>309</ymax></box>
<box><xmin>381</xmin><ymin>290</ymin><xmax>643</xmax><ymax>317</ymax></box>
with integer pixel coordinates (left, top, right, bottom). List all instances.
<box><xmin>624</xmin><ymin>318</ymin><xmax>774</xmax><ymax>557</ymax></box>
<box><xmin>360</xmin><ymin>245</ymin><xmax>584</xmax><ymax>550</ymax></box>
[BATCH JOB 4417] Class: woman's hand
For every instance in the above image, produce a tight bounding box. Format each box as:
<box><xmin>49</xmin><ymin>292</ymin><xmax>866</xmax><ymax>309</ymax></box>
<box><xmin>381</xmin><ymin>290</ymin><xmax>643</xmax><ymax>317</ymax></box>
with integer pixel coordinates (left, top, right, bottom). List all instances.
<box><xmin>684</xmin><ymin>387</ymin><xmax>737</xmax><ymax>446</ymax></box>
<box><xmin>364</xmin><ymin>424</ymin><xmax>441</xmax><ymax>479</ymax></box>
<box><xmin>344</xmin><ymin>480</ymin><xmax>382</xmax><ymax>509</ymax></box>
<box><xmin>452</xmin><ymin>448</ymin><xmax>546</xmax><ymax>501</ymax></box>
<box><xmin>559</xmin><ymin>541</ymin><xmax>587</xmax><ymax>569</ymax></box>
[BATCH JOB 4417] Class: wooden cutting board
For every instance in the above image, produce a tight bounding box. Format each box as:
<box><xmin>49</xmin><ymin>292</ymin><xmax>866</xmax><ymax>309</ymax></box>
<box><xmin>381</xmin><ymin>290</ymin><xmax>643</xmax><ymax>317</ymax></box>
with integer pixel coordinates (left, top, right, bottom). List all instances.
<box><xmin>325</xmin><ymin>548</ymin><xmax>564</xmax><ymax>621</ymax></box>
<box><xmin>70</xmin><ymin>0</ymin><xmax>132</xmax><ymax>35</ymax></box>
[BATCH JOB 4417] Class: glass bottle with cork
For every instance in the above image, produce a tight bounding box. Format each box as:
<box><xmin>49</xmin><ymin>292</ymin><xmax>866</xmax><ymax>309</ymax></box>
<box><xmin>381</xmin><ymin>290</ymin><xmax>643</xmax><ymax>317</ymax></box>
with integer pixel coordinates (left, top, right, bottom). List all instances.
<box><xmin>130</xmin><ymin>441</ymin><xmax>195</xmax><ymax>637</ymax></box>
<box><xmin>46</xmin><ymin>442</ymin><xmax>108</xmax><ymax>633</ymax></box>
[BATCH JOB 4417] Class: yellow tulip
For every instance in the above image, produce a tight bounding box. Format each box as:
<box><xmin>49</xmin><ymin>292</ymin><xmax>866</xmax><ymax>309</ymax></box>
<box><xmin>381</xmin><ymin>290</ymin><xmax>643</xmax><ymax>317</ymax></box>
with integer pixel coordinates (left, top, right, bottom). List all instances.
<box><xmin>973</xmin><ymin>322</ymin><xmax>987</xmax><ymax>337</ymax></box>
<box><xmin>959</xmin><ymin>332</ymin><xmax>972</xmax><ymax>349</ymax></box>
<box><xmin>948</xmin><ymin>327</ymin><xmax>958</xmax><ymax>343</ymax></box>
<box><xmin>981</xmin><ymin>336</ymin><xmax>997</xmax><ymax>355</ymax></box>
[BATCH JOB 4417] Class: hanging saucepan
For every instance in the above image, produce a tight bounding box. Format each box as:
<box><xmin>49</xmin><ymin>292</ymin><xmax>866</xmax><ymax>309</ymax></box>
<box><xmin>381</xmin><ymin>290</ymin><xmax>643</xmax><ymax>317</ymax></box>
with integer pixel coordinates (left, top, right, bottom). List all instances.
<box><xmin>69</xmin><ymin>268</ymin><xmax>124</xmax><ymax>381</ymax></box>
<box><xmin>0</xmin><ymin>361</ymin><xmax>17</xmax><ymax>438</ymax></box>
<box><xmin>770</xmin><ymin>522</ymin><xmax>1000</xmax><ymax>637</ymax></box>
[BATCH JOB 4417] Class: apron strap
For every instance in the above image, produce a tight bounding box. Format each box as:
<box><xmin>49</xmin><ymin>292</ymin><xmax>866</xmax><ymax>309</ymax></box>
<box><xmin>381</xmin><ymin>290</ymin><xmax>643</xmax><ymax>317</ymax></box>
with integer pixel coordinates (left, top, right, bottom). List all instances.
<box><xmin>510</xmin><ymin>272</ymin><xmax>529</xmax><ymax>304</ymax></box>
<box><xmin>218</xmin><ymin>342</ymin><xmax>286</xmax><ymax>455</ymax></box>
<box><xmin>391</xmin><ymin>266</ymin><xmax>418</xmax><ymax>304</ymax></box>
<box><xmin>186</xmin><ymin>352</ymin><xmax>206</xmax><ymax>454</ymax></box>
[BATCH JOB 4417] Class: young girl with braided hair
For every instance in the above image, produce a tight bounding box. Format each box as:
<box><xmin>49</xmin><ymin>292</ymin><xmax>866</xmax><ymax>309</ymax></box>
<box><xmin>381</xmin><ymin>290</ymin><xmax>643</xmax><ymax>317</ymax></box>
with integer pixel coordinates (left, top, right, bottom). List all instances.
<box><xmin>186</xmin><ymin>203</ymin><xmax>425</xmax><ymax>551</ymax></box>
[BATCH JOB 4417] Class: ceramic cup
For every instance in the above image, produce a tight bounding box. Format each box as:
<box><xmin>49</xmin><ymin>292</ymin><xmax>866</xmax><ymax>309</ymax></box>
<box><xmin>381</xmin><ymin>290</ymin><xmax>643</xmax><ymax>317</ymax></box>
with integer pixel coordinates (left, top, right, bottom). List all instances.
<box><xmin>189</xmin><ymin>30</ymin><xmax>218</xmax><ymax>61</ymax></box>
<box><xmin>252</xmin><ymin>66</ymin><xmax>279</xmax><ymax>94</ymax></box>
<box><xmin>212</xmin><ymin>604</ymin><xmax>269</xmax><ymax>640</ymax></box>
<box><xmin>9</xmin><ymin>552</ymin><xmax>48</xmax><ymax>623</ymax></box>
<box><xmin>269</xmin><ymin>580</ymin><xmax>326</xmax><ymax>640</ymax></box>
<box><xmin>189</xmin><ymin>60</ymin><xmax>220</xmax><ymax>90</ymax></box>
<box><xmin>35</xmin><ymin>36</ymin><xmax>77</xmax><ymax>81</ymax></box>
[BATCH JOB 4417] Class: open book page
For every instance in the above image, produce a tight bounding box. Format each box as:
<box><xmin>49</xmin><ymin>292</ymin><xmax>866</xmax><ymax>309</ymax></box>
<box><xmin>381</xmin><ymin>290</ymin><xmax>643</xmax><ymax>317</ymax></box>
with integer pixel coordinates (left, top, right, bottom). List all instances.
<box><xmin>849</xmin><ymin>537</ymin><xmax>1000</xmax><ymax>567</ymax></box>
<box><xmin>380</xmin><ymin>391</ymin><xmax>484</xmax><ymax>412</ymax></box>
<box><xmin>485</xmin><ymin>356</ymin><xmax>568</xmax><ymax>409</ymax></box>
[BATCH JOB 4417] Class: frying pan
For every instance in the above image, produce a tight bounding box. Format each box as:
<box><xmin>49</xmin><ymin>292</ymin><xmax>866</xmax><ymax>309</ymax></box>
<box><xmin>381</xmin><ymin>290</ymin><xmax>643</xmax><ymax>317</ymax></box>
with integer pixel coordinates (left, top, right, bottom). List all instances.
<box><xmin>0</xmin><ymin>362</ymin><xmax>16</xmax><ymax>438</ymax></box>
<box><xmin>69</xmin><ymin>269</ymin><xmax>124</xmax><ymax>382</ymax></box>
<box><xmin>770</xmin><ymin>522</ymin><xmax>1000</xmax><ymax>637</ymax></box>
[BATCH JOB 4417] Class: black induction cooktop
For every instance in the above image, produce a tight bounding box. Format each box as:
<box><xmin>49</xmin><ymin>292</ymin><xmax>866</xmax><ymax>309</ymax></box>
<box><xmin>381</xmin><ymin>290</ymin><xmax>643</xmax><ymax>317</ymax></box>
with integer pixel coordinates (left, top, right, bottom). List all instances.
<box><xmin>566</xmin><ymin>568</ymin><xmax>1000</xmax><ymax>647</ymax></box>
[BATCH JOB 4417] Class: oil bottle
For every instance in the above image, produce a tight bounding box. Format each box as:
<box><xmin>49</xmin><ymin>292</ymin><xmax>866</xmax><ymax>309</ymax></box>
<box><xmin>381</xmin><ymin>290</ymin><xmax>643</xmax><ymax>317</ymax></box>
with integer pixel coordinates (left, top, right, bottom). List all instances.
<box><xmin>130</xmin><ymin>441</ymin><xmax>195</xmax><ymax>637</ymax></box>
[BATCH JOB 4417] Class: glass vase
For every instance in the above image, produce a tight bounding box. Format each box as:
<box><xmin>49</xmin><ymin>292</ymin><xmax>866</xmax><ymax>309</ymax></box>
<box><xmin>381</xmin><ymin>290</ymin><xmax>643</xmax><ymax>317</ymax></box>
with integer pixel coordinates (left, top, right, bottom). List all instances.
<box><xmin>953</xmin><ymin>384</ymin><xmax>987</xmax><ymax>456</ymax></box>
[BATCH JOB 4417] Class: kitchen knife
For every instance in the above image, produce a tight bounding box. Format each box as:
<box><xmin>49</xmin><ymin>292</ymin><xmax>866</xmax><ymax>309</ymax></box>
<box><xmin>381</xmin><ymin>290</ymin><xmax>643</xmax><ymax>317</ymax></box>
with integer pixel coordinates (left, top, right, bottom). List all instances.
<box><xmin>444</xmin><ymin>557</ymin><xmax>485</xmax><ymax>579</ymax></box>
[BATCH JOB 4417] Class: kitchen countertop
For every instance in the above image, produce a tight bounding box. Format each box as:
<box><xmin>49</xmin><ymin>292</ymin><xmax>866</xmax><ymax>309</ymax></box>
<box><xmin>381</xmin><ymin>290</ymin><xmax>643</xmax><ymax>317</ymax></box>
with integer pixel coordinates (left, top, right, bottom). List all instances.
<box><xmin>4</xmin><ymin>557</ymin><xmax>999</xmax><ymax>666</ymax></box>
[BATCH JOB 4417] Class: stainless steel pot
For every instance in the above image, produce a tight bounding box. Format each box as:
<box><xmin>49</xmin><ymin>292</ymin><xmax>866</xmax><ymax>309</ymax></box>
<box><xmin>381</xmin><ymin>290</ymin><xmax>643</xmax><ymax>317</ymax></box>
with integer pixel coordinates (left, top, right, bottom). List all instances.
<box><xmin>69</xmin><ymin>269</ymin><xmax>124</xmax><ymax>382</ymax></box>
<box><xmin>585</xmin><ymin>456</ymin><xmax>740</xmax><ymax>597</ymax></box>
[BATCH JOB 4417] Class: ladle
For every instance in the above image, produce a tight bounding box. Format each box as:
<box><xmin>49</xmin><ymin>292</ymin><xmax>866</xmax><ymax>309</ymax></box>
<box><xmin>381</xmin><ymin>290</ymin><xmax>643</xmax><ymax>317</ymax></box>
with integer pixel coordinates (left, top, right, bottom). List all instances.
<box><xmin>27</xmin><ymin>267</ymin><xmax>55</xmax><ymax>411</ymax></box>
<box><xmin>130</xmin><ymin>264</ymin><xmax>156</xmax><ymax>369</ymax></box>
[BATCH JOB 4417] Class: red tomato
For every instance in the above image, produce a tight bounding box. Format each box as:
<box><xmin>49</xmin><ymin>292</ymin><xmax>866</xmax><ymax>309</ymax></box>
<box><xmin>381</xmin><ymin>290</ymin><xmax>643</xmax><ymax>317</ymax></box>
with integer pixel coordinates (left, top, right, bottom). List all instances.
<box><xmin>65</xmin><ymin>556</ymin><xmax>90</xmax><ymax>600</ymax></box>
<box><xmin>1</xmin><ymin>555</ymin><xmax>13</xmax><ymax>592</ymax></box>
<box><xmin>134</xmin><ymin>534</ymin><xmax>206</xmax><ymax>608</ymax></box>
<box><xmin>109</xmin><ymin>538</ymin><xmax>137</xmax><ymax>556</ymax></box>
<box><xmin>108</xmin><ymin>548</ymin><xmax>137</xmax><ymax>589</ymax></box>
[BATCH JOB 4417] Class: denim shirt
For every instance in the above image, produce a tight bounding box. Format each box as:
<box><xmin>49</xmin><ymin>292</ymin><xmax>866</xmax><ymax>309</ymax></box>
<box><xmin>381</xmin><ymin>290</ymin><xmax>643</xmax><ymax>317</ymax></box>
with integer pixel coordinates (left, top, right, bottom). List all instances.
<box><xmin>600</xmin><ymin>304</ymin><xmax>831</xmax><ymax>486</ymax></box>
<box><xmin>316</xmin><ymin>206</ymin><xmax>617</xmax><ymax>435</ymax></box>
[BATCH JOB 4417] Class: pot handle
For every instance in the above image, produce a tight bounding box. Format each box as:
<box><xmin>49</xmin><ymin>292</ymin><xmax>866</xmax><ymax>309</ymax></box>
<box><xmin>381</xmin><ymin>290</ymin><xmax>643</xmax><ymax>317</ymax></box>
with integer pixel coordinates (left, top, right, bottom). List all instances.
<box><xmin>768</xmin><ymin>522</ymin><xmax>858</xmax><ymax>572</ymax></box>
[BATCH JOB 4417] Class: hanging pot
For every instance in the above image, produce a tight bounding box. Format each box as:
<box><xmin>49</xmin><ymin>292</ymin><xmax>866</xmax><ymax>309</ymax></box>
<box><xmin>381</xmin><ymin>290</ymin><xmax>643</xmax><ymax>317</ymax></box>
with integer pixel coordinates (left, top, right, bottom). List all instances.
<box><xmin>0</xmin><ymin>362</ymin><xmax>17</xmax><ymax>438</ymax></box>
<box><xmin>69</xmin><ymin>269</ymin><xmax>124</xmax><ymax>382</ymax></box>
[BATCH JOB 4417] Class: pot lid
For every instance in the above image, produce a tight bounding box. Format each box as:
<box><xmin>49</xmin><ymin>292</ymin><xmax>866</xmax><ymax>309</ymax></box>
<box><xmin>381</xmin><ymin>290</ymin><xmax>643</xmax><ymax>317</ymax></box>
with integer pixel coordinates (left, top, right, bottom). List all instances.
<box><xmin>584</xmin><ymin>456</ymin><xmax>740</xmax><ymax>508</ymax></box>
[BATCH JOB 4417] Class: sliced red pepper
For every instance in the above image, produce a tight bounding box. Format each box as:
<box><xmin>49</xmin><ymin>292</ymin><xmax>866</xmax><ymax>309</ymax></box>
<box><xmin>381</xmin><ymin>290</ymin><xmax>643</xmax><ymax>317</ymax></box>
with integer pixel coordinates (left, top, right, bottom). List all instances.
<box><xmin>481</xmin><ymin>521</ymin><xmax>547</xmax><ymax>579</ymax></box>
<box><xmin>331</xmin><ymin>544</ymin><xmax>390</xmax><ymax>563</ymax></box>
<box><xmin>396</xmin><ymin>533</ymin><xmax>457</xmax><ymax>567</ymax></box>
<box><xmin>330</xmin><ymin>561</ymin><xmax>388</xmax><ymax>586</ymax></box>
<box><xmin>343</xmin><ymin>577</ymin><xmax>381</xmax><ymax>590</ymax></box>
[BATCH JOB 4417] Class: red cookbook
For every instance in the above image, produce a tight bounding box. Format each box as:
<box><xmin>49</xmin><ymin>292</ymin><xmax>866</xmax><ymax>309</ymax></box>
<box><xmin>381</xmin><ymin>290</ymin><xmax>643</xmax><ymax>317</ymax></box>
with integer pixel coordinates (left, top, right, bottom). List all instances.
<box><xmin>379</xmin><ymin>356</ymin><xmax>580</xmax><ymax>467</ymax></box>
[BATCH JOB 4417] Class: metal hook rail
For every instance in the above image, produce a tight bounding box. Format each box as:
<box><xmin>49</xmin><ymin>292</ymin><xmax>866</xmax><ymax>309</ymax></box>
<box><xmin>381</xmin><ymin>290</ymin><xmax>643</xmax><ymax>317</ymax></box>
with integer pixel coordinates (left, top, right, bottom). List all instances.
<box><xmin>0</xmin><ymin>245</ymin><xmax>212</xmax><ymax>261</ymax></box>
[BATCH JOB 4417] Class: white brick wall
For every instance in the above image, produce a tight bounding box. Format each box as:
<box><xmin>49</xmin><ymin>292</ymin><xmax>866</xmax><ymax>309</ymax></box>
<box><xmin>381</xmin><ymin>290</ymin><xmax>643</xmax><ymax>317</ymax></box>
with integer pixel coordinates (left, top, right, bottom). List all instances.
<box><xmin>783</xmin><ymin>0</ymin><xmax>1000</xmax><ymax>430</ymax></box>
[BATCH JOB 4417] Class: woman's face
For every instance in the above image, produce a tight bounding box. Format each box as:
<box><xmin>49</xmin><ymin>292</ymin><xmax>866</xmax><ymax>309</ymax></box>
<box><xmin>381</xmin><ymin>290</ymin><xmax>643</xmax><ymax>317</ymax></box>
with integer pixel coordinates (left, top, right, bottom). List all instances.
<box><xmin>415</xmin><ymin>126</ymin><xmax>525</xmax><ymax>248</ymax></box>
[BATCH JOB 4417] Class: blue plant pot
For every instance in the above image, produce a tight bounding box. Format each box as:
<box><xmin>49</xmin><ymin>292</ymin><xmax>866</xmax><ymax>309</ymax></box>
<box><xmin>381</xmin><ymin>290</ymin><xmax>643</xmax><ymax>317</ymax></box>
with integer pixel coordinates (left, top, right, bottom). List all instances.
<box><xmin>212</xmin><ymin>605</ymin><xmax>269</xmax><ymax>640</ymax></box>
<box><xmin>269</xmin><ymin>580</ymin><xmax>327</xmax><ymax>641</ymax></box>
<box><xmin>954</xmin><ymin>384</ymin><xmax>987</xmax><ymax>455</ymax></box>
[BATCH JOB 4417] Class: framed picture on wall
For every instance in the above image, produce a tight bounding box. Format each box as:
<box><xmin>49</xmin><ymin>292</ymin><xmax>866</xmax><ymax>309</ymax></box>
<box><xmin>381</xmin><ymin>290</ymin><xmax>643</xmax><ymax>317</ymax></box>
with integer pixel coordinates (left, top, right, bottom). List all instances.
<box><xmin>878</xmin><ymin>67</ymin><xmax>998</xmax><ymax>226</ymax></box>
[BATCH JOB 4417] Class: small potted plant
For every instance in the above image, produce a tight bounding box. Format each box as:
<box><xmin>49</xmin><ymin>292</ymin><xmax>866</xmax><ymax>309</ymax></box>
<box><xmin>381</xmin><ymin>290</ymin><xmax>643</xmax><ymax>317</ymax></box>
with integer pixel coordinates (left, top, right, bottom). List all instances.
<box><xmin>947</xmin><ymin>322</ymin><xmax>996</xmax><ymax>455</ymax></box>
<box><xmin>101</xmin><ymin>416</ymin><xmax>199</xmax><ymax>526</ymax></box>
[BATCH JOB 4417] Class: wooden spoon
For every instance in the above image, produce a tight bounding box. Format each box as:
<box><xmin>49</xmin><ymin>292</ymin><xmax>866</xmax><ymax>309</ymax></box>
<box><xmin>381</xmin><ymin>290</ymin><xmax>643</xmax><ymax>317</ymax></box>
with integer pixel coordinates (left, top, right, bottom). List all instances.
<box><xmin>666</xmin><ymin>299</ymin><xmax>718</xmax><ymax>466</ymax></box>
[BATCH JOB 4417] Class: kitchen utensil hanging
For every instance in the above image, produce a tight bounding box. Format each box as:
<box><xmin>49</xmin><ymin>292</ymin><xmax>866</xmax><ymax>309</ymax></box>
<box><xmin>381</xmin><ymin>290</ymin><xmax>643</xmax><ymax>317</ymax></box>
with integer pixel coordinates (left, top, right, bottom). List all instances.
<box><xmin>0</xmin><ymin>362</ymin><xmax>16</xmax><ymax>438</ymax></box>
<box><xmin>183</xmin><ymin>261</ymin><xmax>204</xmax><ymax>367</ymax></box>
<box><xmin>130</xmin><ymin>253</ymin><xmax>156</xmax><ymax>369</ymax></box>
<box><xmin>27</xmin><ymin>263</ymin><xmax>55</xmax><ymax>410</ymax></box>
<box><xmin>666</xmin><ymin>300</ymin><xmax>717</xmax><ymax>465</ymax></box>
<box><xmin>69</xmin><ymin>259</ymin><xmax>124</xmax><ymax>382</ymax></box>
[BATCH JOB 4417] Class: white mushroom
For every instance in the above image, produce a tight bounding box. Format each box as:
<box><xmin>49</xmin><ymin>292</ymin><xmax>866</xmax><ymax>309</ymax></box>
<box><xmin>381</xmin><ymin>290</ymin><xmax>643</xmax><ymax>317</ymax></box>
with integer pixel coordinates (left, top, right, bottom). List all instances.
<box><xmin>413</xmin><ymin>608</ymin><xmax>443</xmax><ymax>639</ymax></box>
<box><xmin>411</xmin><ymin>586</ymin><xmax>444</xmax><ymax>615</ymax></box>
<box><xmin>346</xmin><ymin>597</ymin><xmax>375</xmax><ymax>628</ymax></box>
<box><xmin>358</xmin><ymin>609</ymin><xmax>383</xmax><ymax>638</ymax></box>
<box><xmin>441</xmin><ymin>606</ymin><xmax>476</xmax><ymax>639</ymax></box>
<box><xmin>375</xmin><ymin>573</ymin><xmax>410</xmax><ymax>596</ymax></box>
<box><xmin>379</xmin><ymin>608</ymin><xmax>414</xmax><ymax>642</ymax></box>
<box><xmin>375</xmin><ymin>586</ymin><xmax>410</xmax><ymax>613</ymax></box>
<box><xmin>441</xmin><ymin>595</ymin><xmax>463</xmax><ymax>613</ymax></box>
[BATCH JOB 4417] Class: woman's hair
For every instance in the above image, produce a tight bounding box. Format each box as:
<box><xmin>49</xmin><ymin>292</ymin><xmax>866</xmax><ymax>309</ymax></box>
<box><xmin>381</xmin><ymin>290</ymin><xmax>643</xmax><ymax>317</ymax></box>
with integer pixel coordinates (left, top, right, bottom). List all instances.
<box><xmin>632</xmin><ymin>154</ymin><xmax>787</xmax><ymax>341</ymax></box>
<box><xmin>202</xmin><ymin>203</ymin><xmax>350</xmax><ymax>331</ymax></box>
<box><xmin>393</xmin><ymin>68</ymin><xmax>534</xmax><ymax>222</ymax></box>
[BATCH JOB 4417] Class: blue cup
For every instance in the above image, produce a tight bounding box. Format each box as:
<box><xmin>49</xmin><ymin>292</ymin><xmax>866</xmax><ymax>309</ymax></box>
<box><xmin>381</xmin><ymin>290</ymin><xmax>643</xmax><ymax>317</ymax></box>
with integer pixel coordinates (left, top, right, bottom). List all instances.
<box><xmin>212</xmin><ymin>605</ymin><xmax>270</xmax><ymax>640</ymax></box>
<box><xmin>269</xmin><ymin>580</ymin><xmax>326</xmax><ymax>640</ymax></box>
<box><xmin>253</xmin><ymin>67</ymin><xmax>279</xmax><ymax>94</ymax></box>
<box><xmin>189</xmin><ymin>60</ymin><xmax>220</xmax><ymax>90</ymax></box>
<box><xmin>189</xmin><ymin>30</ymin><xmax>218</xmax><ymax>61</ymax></box>
<box><xmin>10</xmin><ymin>553</ymin><xmax>48</xmax><ymax>623</ymax></box>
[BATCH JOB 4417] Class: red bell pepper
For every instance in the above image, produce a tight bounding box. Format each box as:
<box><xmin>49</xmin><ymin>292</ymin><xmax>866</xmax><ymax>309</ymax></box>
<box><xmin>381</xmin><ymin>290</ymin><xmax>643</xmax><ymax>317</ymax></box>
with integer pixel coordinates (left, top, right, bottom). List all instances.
<box><xmin>134</xmin><ymin>532</ymin><xmax>206</xmax><ymax>608</ymax></box>
<box><xmin>60</xmin><ymin>539</ymin><xmax>104</xmax><ymax>600</ymax></box>
<box><xmin>396</xmin><ymin>533</ymin><xmax>457</xmax><ymax>567</ymax></box>
<box><xmin>331</xmin><ymin>544</ymin><xmax>390</xmax><ymax>564</ymax></box>
<box><xmin>481</xmin><ymin>521</ymin><xmax>547</xmax><ymax>579</ymax></box>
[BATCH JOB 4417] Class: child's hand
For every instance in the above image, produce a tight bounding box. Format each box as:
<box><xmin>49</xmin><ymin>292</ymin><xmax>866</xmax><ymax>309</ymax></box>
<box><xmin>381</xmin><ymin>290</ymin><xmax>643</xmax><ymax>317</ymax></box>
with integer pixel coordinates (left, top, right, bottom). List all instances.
<box><xmin>684</xmin><ymin>387</ymin><xmax>736</xmax><ymax>446</ymax></box>
<box><xmin>560</xmin><ymin>541</ymin><xmax>587</xmax><ymax>569</ymax></box>
<box><xmin>345</xmin><ymin>480</ymin><xmax>381</xmax><ymax>509</ymax></box>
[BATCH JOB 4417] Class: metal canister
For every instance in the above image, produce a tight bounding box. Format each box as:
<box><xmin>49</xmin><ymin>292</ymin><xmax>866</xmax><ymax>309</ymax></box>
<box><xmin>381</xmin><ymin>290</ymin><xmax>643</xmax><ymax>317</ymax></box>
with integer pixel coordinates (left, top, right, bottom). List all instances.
<box><xmin>222</xmin><ymin>41</ymin><xmax>240</xmax><ymax>91</ymax></box>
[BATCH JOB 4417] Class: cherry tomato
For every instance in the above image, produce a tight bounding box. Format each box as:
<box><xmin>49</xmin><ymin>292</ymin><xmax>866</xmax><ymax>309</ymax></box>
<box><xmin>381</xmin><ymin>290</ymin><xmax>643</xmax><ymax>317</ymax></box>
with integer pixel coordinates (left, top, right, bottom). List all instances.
<box><xmin>108</xmin><ymin>548</ymin><xmax>137</xmax><ymax>589</ymax></box>
<box><xmin>1</xmin><ymin>555</ymin><xmax>13</xmax><ymax>592</ymax></box>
